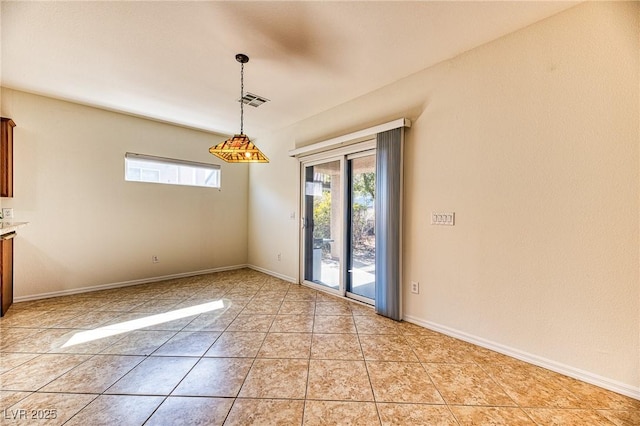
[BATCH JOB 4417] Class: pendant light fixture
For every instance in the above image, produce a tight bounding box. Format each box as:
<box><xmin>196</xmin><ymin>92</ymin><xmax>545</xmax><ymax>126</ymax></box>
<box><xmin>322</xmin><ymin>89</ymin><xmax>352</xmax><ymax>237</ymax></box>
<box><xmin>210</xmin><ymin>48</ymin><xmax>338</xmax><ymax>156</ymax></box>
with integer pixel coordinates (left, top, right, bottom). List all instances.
<box><xmin>209</xmin><ymin>54</ymin><xmax>269</xmax><ymax>163</ymax></box>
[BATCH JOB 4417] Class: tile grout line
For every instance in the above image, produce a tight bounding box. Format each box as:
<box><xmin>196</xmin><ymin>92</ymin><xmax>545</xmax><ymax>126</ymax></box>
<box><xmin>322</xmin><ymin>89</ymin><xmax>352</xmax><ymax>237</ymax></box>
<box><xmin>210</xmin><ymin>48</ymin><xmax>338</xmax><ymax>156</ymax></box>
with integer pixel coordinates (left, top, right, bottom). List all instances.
<box><xmin>355</xmin><ymin>311</ymin><xmax>384</xmax><ymax>426</ymax></box>
<box><xmin>2</xmin><ymin>270</ymin><xmax>638</xmax><ymax>425</ymax></box>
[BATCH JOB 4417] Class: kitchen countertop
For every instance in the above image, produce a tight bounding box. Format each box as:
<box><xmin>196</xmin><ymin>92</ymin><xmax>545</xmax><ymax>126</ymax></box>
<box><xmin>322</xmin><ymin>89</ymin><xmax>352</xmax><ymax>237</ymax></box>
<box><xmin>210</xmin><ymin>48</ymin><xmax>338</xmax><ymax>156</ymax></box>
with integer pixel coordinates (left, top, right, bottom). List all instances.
<box><xmin>0</xmin><ymin>222</ymin><xmax>29</xmax><ymax>236</ymax></box>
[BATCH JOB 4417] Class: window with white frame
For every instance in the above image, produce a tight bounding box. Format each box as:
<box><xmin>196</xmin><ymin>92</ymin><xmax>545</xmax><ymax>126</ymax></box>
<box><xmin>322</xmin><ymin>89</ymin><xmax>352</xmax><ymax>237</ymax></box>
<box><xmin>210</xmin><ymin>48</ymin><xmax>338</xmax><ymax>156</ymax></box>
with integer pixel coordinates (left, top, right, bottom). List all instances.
<box><xmin>125</xmin><ymin>153</ymin><xmax>221</xmax><ymax>188</ymax></box>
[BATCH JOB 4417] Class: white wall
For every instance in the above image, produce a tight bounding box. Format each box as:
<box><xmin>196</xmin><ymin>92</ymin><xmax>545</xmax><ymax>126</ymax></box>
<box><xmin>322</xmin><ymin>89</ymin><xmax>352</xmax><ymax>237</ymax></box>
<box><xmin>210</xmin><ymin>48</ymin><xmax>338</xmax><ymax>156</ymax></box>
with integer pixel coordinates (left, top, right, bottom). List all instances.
<box><xmin>1</xmin><ymin>88</ymin><xmax>249</xmax><ymax>298</ymax></box>
<box><xmin>248</xmin><ymin>2</ymin><xmax>640</xmax><ymax>394</ymax></box>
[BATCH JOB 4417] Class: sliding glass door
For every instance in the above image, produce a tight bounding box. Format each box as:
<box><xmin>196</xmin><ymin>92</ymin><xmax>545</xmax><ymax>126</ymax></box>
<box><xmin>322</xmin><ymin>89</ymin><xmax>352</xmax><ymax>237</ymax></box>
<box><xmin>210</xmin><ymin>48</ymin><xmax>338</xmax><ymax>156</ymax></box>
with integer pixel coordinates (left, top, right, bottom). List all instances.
<box><xmin>301</xmin><ymin>148</ymin><xmax>376</xmax><ymax>305</ymax></box>
<box><xmin>346</xmin><ymin>153</ymin><xmax>376</xmax><ymax>303</ymax></box>
<box><xmin>303</xmin><ymin>159</ymin><xmax>343</xmax><ymax>292</ymax></box>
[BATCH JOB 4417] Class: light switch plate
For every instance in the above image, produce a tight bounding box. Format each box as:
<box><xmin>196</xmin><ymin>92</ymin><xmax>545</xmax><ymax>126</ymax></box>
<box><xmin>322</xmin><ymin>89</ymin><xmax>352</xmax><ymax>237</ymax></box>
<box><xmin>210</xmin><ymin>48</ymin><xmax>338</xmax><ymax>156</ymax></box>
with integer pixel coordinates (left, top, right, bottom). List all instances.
<box><xmin>431</xmin><ymin>212</ymin><xmax>454</xmax><ymax>226</ymax></box>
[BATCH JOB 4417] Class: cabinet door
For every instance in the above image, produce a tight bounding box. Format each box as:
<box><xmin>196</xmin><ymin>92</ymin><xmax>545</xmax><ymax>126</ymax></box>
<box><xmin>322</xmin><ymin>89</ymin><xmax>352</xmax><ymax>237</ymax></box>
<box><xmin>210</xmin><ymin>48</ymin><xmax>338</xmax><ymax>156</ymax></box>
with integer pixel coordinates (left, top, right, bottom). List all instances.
<box><xmin>0</xmin><ymin>234</ymin><xmax>14</xmax><ymax>316</ymax></box>
<box><xmin>0</xmin><ymin>117</ymin><xmax>15</xmax><ymax>198</ymax></box>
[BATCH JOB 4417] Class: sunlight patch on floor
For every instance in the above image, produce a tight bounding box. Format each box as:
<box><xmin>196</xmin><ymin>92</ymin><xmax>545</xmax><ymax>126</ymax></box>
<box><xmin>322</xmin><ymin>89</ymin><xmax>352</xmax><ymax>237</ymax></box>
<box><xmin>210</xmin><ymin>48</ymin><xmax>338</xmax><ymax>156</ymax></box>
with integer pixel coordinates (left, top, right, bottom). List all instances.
<box><xmin>62</xmin><ymin>299</ymin><xmax>225</xmax><ymax>348</ymax></box>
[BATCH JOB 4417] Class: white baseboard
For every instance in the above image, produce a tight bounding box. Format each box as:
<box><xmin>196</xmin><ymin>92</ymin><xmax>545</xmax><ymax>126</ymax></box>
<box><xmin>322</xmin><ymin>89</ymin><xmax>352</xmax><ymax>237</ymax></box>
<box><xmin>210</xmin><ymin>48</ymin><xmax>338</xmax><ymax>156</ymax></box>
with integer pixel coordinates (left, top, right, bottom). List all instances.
<box><xmin>403</xmin><ymin>314</ymin><xmax>640</xmax><ymax>401</ymax></box>
<box><xmin>247</xmin><ymin>264</ymin><xmax>298</xmax><ymax>284</ymax></box>
<box><xmin>14</xmin><ymin>264</ymin><xmax>249</xmax><ymax>302</ymax></box>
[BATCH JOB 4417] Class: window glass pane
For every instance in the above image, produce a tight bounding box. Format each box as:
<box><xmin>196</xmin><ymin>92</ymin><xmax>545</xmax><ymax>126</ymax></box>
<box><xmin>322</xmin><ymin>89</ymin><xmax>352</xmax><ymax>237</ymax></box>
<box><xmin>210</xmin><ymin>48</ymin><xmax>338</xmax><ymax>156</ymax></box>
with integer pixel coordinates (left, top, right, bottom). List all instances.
<box><xmin>303</xmin><ymin>160</ymin><xmax>341</xmax><ymax>291</ymax></box>
<box><xmin>125</xmin><ymin>153</ymin><xmax>220</xmax><ymax>188</ymax></box>
<box><xmin>348</xmin><ymin>154</ymin><xmax>376</xmax><ymax>302</ymax></box>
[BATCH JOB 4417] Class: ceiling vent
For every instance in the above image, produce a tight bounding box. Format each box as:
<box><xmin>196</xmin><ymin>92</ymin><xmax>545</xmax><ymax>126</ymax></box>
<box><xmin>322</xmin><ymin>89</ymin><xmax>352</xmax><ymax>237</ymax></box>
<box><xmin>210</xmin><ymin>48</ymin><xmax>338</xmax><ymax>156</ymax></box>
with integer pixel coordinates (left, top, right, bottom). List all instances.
<box><xmin>239</xmin><ymin>92</ymin><xmax>269</xmax><ymax>107</ymax></box>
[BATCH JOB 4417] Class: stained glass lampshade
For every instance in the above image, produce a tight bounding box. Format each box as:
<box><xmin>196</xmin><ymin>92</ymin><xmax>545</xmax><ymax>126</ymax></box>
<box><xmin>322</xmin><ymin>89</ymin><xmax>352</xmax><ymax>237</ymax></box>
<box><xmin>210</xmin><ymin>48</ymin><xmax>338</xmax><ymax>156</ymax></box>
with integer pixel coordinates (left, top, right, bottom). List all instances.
<box><xmin>209</xmin><ymin>133</ymin><xmax>269</xmax><ymax>163</ymax></box>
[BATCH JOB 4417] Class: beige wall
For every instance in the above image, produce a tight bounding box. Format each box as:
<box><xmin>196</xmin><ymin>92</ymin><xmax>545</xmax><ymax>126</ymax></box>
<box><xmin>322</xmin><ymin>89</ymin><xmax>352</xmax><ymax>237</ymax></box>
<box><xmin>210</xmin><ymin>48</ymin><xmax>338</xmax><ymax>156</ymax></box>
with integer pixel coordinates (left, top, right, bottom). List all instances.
<box><xmin>1</xmin><ymin>88</ymin><xmax>249</xmax><ymax>298</ymax></box>
<box><xmin>248</xmin><ymin>2</ymin><xmax>640</xmax><ymax>393</ymax></box>
<box><xmin>248</xmin><ymin>126</ymin><xmax>300</xmax><ymax>282</ymax></box>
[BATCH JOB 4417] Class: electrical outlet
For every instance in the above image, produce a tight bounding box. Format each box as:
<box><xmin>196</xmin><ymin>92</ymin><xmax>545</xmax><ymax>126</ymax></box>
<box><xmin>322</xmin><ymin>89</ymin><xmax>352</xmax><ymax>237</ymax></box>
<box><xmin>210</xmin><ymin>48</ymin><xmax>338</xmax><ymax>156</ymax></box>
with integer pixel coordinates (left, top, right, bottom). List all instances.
<box><xmin>411</xmin><ymin>281</ymin><xmax>419</xmax><ymax>294</ymax></box>
<box><xmin>1</xmin><ymin>208</ymin><xmax>13</xmax><ymax>219</ymax></box>
<box><xmin>152</xmin><ymin>255</ymin><xmax>159</xmax><ymax>263</ymax></box>
<box><xmin>289</xmin><ymin>211</ymin><xmax>296</xmax><ymax>220</ymax></box>
<box><xmin>277</xmin><ymin>253</ymin><xmax>282</xmax><ymax>261</ymax></box>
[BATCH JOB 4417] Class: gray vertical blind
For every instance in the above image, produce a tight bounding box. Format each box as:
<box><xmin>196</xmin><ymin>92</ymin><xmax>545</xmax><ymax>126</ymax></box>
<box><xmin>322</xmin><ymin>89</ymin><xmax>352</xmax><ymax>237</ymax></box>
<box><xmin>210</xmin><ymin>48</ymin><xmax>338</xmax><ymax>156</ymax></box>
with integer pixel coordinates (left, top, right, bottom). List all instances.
<box><xmin>374</xmin><ymin>128</ymin><xmax>402</xmax><ymax>320</ymax></box>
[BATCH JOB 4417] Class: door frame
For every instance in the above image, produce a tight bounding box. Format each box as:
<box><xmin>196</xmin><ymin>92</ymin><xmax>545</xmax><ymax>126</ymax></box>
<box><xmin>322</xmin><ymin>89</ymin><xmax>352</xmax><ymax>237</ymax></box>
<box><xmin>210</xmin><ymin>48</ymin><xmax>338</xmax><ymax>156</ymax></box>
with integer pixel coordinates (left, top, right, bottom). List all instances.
<box><xmin>298</xmin><ymin>139</ymin><xmax>376</xmax><ymax>299</ymax></box>
<box><xmin>299</xmin><ymin>155</ymin><xmax>345</xmax><ymax>296</ymax></box>
<box><xmin>345</xmin><ymin>149</ymin><xmax>376</xmax><ymax>305</ymax></box>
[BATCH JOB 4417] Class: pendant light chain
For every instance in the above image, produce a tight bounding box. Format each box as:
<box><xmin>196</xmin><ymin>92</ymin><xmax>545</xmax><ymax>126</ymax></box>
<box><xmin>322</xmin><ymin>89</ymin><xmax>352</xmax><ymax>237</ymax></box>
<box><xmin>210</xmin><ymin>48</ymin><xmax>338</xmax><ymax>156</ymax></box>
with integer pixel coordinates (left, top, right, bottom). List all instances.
<box><xmin>240</xmin><ymin>61</ymin><xmax>244</xmax><ymax>135</ymax></box>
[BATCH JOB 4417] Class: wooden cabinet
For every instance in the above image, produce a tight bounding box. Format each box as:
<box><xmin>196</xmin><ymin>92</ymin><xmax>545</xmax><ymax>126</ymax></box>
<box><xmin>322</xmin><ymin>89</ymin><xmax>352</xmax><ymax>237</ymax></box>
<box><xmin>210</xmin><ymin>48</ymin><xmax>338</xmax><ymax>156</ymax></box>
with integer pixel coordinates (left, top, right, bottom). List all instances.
<box><xmin>0</xmin><ymin>117</ymin><xmax>15</xmax><ymax>316</ymax></box>
<box><xmin>0</xmin><ymin>232</ymin><xmax>14</xmax><ymax>316</ymax></box>
<box><xmin>1</xmin><ymin>117</ymin><xmax>15</xmax><ymax>198</ymax></box>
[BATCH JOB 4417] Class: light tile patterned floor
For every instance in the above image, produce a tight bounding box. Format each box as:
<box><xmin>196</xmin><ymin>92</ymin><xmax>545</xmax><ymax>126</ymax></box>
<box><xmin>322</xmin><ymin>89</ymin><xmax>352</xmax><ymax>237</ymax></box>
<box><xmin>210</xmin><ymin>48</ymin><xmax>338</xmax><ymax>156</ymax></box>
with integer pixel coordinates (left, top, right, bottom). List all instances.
<box><xmin>0</xmin><ymin>268</ymin><xmax>638</xmax><ymax>425</ymax></box>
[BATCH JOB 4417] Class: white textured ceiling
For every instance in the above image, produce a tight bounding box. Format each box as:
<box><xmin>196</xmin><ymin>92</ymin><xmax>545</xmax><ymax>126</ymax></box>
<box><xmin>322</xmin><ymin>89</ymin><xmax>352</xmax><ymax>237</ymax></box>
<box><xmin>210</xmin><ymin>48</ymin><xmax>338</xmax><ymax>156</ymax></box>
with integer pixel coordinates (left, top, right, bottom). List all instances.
<box><xmin>1</xmin><ymin>1</ymin><xmax>578</xmax><ymax>136</ymax></box>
